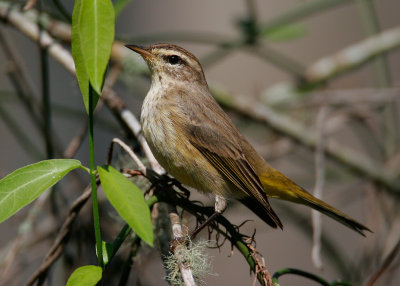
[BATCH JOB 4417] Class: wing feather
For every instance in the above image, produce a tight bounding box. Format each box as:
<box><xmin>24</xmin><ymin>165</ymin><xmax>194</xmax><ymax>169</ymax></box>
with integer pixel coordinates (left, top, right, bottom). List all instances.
<box><xmin>189</xmin><ymin>124</ymin><xmax>282</xmax><ymax>228</ymax></box>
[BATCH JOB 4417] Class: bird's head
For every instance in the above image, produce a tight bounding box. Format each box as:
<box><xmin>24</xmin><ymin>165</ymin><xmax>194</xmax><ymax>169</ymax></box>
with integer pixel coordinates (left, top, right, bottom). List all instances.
<box><xmin>126</xmin><ymin>43</ymin><xmax>207</xmax><ymax>86</ymax></box>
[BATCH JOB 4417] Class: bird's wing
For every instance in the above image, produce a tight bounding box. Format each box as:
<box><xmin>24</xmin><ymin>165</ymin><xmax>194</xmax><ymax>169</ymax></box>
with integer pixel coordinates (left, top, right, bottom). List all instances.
<box><xmin>188</xmin><ymin>123</ymin><xmax>282</xmax><ymax>228</ymax></box>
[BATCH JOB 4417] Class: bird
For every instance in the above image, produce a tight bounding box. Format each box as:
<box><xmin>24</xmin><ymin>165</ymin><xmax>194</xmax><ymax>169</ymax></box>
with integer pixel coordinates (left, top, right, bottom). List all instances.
<box><xmin>126</xmin><ymin>43</ymin><xmax>370</xmax><ymax>236</ymax></box>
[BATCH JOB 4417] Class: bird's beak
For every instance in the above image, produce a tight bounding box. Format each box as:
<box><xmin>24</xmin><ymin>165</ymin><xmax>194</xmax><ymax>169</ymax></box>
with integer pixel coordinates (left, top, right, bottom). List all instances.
<box><xmin>125</xmin><ymin>44</ymin><xmax>154</xmax><ymax>60</ymax></box>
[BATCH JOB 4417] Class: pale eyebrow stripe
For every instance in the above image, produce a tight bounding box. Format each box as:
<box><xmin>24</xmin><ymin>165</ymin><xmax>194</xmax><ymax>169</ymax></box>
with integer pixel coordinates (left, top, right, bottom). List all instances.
<box><xmin>158</xmin><ymin>49</ymin><xmax>201</xmax><ymax>67</ymax></box>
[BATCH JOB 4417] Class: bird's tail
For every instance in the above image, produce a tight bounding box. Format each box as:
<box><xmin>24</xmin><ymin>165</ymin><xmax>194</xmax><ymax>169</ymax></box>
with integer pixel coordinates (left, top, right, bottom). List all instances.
<box><xmin>259</xmin><ymin>172</ymin><xmax>371</xmax><ymax>236</ymax></box>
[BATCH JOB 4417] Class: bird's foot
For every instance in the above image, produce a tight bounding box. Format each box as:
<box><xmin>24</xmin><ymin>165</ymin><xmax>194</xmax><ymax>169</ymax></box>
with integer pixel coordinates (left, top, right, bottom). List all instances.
<box><xmin>169</xmin><ymin>236</ymin><xmax>190</xmax><ymax>252</ymax></box>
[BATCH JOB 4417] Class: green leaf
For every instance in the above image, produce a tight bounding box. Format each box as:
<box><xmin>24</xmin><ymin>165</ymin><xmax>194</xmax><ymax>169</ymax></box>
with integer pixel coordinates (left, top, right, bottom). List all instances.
<box><xmin>262</xmin><ymin>23</ymin><xmax>306</xmax><ymax>42</ymax></box>
<box><xmin>114</xmin><ymin>0</ymin><xmax>133</xmax><ymax>17</ymax></box>
<box><xmin>0</xmin><ymin>159</ymin><xmax>82</xmax><ymax>223</ymax></box>
<box><xmin>71</xmin><ymin>0</ymin><xmax>99</xmax><ymax>114</ymax></box>
<box><xmin>79</xmin><ymin>0</ymin><xmax>115</xmax><ymax>95</ymax></box>
<box><xmin>98</xmin><ymin>165</ymin><xmax>154</xmax><ymax>246</ymax></box>
<box><xmin>66</xmin><ymin>265</ymin><xmax>102</xmax><ymax>286</ymax></box>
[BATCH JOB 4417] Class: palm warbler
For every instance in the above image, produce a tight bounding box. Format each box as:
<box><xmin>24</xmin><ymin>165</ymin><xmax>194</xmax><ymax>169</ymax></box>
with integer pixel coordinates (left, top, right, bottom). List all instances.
<box><xmin>126</xmin><ymin>43</ymin><xmax>369</xmax><ymax>235</ymax></box>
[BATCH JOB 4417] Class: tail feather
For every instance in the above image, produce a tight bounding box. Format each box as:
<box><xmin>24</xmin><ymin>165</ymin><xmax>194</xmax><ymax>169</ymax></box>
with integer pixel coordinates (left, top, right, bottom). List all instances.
<box><xmin>298</xmin><ymin>193</ymin><xmax>371</xmax><ymax>236</ymax></box>
<box><xmin>259</xmin><ymin>172</ymin><xmax>371</xmax><ymax>236</ymax></box>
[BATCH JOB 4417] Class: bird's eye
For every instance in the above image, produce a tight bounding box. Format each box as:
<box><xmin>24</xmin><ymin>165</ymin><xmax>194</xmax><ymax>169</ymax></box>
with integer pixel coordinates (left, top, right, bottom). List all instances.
<box><xmin>168</xmin><ymin>55</ymin><xmax>181</xmax><ymax>65</ymax></box>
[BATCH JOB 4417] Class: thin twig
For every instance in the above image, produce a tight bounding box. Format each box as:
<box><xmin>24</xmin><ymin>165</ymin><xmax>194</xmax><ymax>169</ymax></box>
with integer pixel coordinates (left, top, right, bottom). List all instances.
<box><xmin>0</xmin><ymin>26</ymin><xmax>65</xmax><ymax>159</ymax></box>
<box><xmin>246</xmin><ymin>238</ymin><xmax>272</xmax><ymax>286</ymax></box>
<box><xmin>264</xmin><ymin>25</ymin><xmax>400</xmax><ymax>106</ymax></box>
<box><xmin>304</xmin><ymin>26</ymin><xmax>400</xmax><ymax>85</ymax></box>
<box><xmin>311</xmin><ymin>106</ymin><xmax>328</xmax><ymax>270</ymax></box>
<box><xmin>111</xmin><ymin>138</ymin><xmax>147</xmax><ymax>174</ymax></box>
<box><xmin>0</xmin><ymin>102</ymin><xmax>43</xmax><ymax>159</ymax></box>
<box><xmin>261</xmin><ymin>0</ymin><xmax>351</xmax><ymax>33</ymax></box>
<box><xmin>23</xmin><ymin>0</ymin><xmax>37</xmax><ymax>11</ymax></box>
<box><xmin>117</xmin><ymin>237</ymin><xmax>140</xmax><ymax>286</ymax></box>
<box><xmin>25</xmin><ymin>186</ymin><xmax>92</xmax><ymax>286</ymax></box>
<box><xmin>355</xmin><ymin>0</ymin><xmax>397</xmax><ymax>159</ymax></box>
<box><xmin>0</xmin><ymin>3</ymin><xmax>161</xmax><ymax>171</ymax></box>
<box><xmin>37</xmin><ymin>1</ymin><xmax>54</xmax><ymax>159</ymax></box>
<box><xmin>0</xmin><ymin>217</ymin><xmax>56</xmax><ymax>285</ymax></box>
<box><xmin>211</xmin><ymin>86</ymin><xmax>400</xmax><ymax>193</ymax></box>
<box><xmin>0</xmin><ymin>2</ymin><xmax>75</xmax><ymax>74</ymax></box>
<box><xmin>0</xmin><ymin>28</ymin><xmax>43</xmax><ymax>131</ymax></box>
<box><xmin>0</xmin><ymin>191</ymin><xmax>50</xmax><ymax>279</ymax></box>
<box><xmin>62</xmin><ymin>123</ymin><xmax>88</xmax><ymax>159</ymax></box>
<box><xmin>245</xmin><ymin>45</ymin><xmax>305</xmax><ymax>78</ymax></box>
<box><xmin>51</xmin><ymin>0</ymin><xmax>72</xmax><ymax>22</ymax></box>
<box><xmin>101</xmin><ymin>87</ymin><xmax>164</xmax><ymax>174</ymax></box>
<box><xmin>288</xmin><ymin>87</ymin><xmax>400</xmax><ymax>109</ymax></box>
<box><xmin>365</xmin><ymin>239</ymin><xmax>400</xmax><ymax>286</ymax></box>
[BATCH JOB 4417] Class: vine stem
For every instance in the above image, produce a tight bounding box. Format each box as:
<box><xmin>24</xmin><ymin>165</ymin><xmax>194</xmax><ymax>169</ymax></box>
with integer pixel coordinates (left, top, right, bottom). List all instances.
<box><xmin>89</xmin><ymin>84</ymin><xmax>103</xmax><ymax>268</ymax></box>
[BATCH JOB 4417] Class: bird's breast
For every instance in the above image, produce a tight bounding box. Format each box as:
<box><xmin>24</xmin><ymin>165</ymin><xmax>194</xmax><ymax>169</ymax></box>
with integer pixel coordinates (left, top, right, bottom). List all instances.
<box><xmin>140</xmin><ymin>88</ymin><xmax>229</xmax><ymax>195</ymax></box>
<box><xmin>141</xmin><ymin>89</ymin><xmax>192</xmax><ymax>174</ymax></box>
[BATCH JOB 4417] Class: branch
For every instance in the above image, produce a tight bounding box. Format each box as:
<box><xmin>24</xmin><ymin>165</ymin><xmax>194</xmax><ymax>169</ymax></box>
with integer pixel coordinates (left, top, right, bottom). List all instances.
<box><xmin>260</xmin><ymin>0</ymin><xmax>351</xmax><ymax>33</ymax></box>
<box><xmin>113</xmin><ymin>141</ymin><xmax>197</xmax><ymax>286</ymax></box>
<box><xmin>272</xmin><ymin>268</ymin><xmax>352</xmax><ymax>286</ymax></box>
<box><xmin>0</xmin><ymin>29</ymin><xmax>43</xmax><ymax>133</ymax></box>
<box><xmin>355</xmin><ymin>0</ymin><xmax>398</xmax><ymax>159</ymax></box>
<box><xmin>263</xmin><ymin>26</ymin><xmax>400</xmax><ymax>113</ymax></box>
<box><xmin>110</xmin><ymin>138</ymin><xmax>146</xmax><ymax>173</ymax></box>
<box><xmin>10</xmin><ymin>1</ymin><xmax>400</xmax><ymax>93</ymax></box>
<box><xmin>311</xmin><ymin>107</ymin><xmax>328</xmax><ymax>270</ymax></box>
<box><xmin>26</xmin><ymin>186</ymin><xmax>92</xmax><ymax>286</ymax></box>
<box><xmin>211</xmin><ymin>85</ymin><xmax>400</xmax><ymax>194</ymax></box>
<box><xmin>365</xmin><ymin>238</ymin><xmax>400</xmax><ymax>286</ymax></box>
<box><xmin>0</xmin><ymin>190</ymin><xmax>50</xmax><ymax>280</ymax></box>
<box><xmin>0</xmin><ymin>101</ymin><xmax>43</xmax><ymax>159</ymax></box>
<box><xmin>304</xmin><ymin>26</ymin><xmax>400</xmax><ymax>86</ymax></box>
<box><xmin>0</xmin><ymin>2</ymin><xmax>161</xmax><ymax>172</ymax></box>
<box><xmin>101</xmin><ymin>87</ymin><xmax>163</xmax><ymax>173</ymax></box>
<box><xmin>2</xmin><ymin>2</ymin><xmax>303</xmax><ymax>76</ymax></box>
<box><xmin>168</xmin><ymin>206</ymin><xmax>197</xmax><ymax>286</ymax></box>
<box><xmin>154</xmin><ymin>185</ymin><xmax>272</xmax><ymax>286</ymax></box>
<box><xmin>0</xmin><ymin>3</ymin><xmax>75</xmax><ymax>74</ymax></box>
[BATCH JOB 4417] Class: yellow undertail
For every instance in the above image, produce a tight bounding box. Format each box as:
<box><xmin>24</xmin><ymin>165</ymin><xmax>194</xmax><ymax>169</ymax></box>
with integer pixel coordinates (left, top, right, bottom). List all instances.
<box><xmin>259</xmin><ymin>172</ymin><xmax>371</xmax><ymax>236</ymax></box>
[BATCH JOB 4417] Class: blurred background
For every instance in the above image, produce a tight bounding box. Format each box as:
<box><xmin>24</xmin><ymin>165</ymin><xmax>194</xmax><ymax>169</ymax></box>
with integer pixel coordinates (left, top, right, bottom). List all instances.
<box><xmin>0</xmin><ymin>0</ymin><xmax>399</xmax><ymax>285</ymax></box>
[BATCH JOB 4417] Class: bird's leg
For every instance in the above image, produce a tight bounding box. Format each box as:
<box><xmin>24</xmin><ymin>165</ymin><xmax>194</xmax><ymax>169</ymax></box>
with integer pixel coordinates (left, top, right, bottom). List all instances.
<box><xmin>170</xmin><ymin>196</ymin><xmax>226</xmax><ymax>250</ymax></box>
<box><xmin>190</xmin><ymin>195</ymin><xmax>227</xmax><ymax>239</ymax></box>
